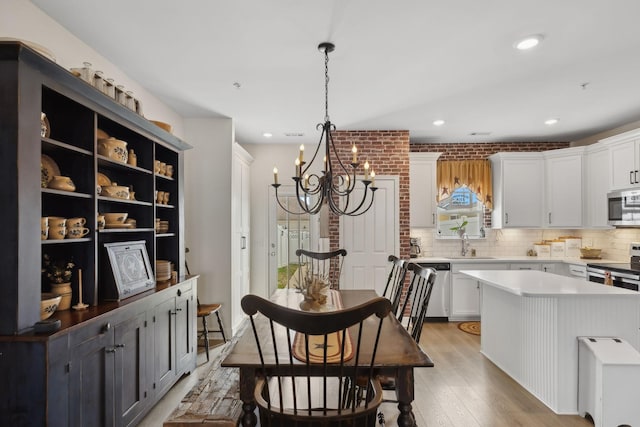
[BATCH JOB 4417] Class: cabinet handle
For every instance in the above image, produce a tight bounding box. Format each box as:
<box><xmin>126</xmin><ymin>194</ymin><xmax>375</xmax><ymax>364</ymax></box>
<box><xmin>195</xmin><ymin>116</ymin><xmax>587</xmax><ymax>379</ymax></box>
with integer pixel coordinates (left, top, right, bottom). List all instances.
<box><xmin>505</xmin><ymin>213</ymin><xmax>509</xmax><ymax>224</ymax></box>
<box><xmin>241</xmin><ymin>236</ymin><xmax>247</xmax><ymax>249</ymax></box>
<box><xmin>177</xmin><ymin>289</ymin><xmax>182</xmax><ymax>297</ymax></box>
<box><xmin>170</xmin><ymin>311</ymin><xmax>177</xmax><ymax>316</ymax></box>
<box><xmin>115</xmin><ymin>343</ymin><xmax>125</xmax><ymax>349</ymax></box>
<box><xmin>432</xmin><ymin>213</ymin><xmax>435</xmax><ymax>225</ymax></box>
<box><xmin>636</xmin><ymin>170</ymin><xmax>639</xmax><ymax>184</ymax></box>
<box><xmin>105</xmin><ymin>348</ymin><xmax>116</xmax><ymax>353</ymax></box>
<box><xmin>548</xmin><ymin>212</ymin><xmax>552</xmax><ymax>224</ymax></box>
<box><xmin>631</xmin><ymin>171</ymin><xmax>635</xmax><ymax>185</ymax></box>
<box><xmin>176</xmin><ymin>308</ymin><xmax>183</xmax><ymax>312</ymax></box>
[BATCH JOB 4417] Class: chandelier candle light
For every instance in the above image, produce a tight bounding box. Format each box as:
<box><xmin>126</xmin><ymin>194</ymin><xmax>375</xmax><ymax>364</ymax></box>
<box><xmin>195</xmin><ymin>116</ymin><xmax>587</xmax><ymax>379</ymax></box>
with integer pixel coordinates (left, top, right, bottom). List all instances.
<box><xmin>272</xmin><ymin>42</ymin><xmax>377</xmax><ymax>216</ymax></box>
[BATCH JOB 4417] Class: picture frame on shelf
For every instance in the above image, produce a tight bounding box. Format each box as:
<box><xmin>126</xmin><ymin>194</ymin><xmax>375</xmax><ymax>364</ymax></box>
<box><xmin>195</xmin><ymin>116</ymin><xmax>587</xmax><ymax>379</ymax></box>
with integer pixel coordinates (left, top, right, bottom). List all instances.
<box><xmin>103</xmin><ymin>240</ymin><xmax>155</xmax><ymax>300</ymax></box>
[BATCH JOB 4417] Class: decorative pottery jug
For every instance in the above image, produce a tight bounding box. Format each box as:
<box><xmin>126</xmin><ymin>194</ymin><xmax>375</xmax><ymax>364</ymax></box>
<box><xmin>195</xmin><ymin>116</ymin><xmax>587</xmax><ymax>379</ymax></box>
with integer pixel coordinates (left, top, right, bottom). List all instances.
<box><xmin>51</xmin><ymin>282</ymin><xmax>72</xmax><ymax>311</ymax></box>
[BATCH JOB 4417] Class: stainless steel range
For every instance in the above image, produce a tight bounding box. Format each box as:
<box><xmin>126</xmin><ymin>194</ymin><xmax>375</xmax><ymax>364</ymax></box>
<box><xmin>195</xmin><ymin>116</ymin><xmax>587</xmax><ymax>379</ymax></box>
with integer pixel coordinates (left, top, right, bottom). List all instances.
<box><xmin>586</xmin><ymin>242</ymin><xmax>640</xmax><ymax>291</ymax></box>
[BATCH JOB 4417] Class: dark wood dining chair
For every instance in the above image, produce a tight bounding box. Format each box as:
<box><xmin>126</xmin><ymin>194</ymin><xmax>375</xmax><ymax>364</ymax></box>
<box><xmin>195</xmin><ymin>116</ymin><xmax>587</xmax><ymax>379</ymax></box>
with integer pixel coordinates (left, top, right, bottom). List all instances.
<box><xmin>241</xmin><ymin>293</ymin><xmax>391</xmax><ymax>427</ymax></box>
<box><xmin>295</xmin><ymin>248</ymin><xmax>347</xmax><ymax>289</ymax></box>
<box><xmin>382</xmin><ymin>255</ymin><xmax>409</xmax><ymax>318</ymax></box>
<box><xmin>399</xmin><ymin>263</ymin><xmax>437</xmax><ymax>343</ymax></box>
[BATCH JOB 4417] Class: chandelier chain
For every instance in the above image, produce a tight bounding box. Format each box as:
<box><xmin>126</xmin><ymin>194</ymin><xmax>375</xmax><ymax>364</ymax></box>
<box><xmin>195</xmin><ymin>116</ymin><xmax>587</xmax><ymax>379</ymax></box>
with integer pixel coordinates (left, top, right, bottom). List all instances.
<box><xmin>324</xmin><ymin>48</ymin><xmax>330</xmax><ymax>122</ymax></box>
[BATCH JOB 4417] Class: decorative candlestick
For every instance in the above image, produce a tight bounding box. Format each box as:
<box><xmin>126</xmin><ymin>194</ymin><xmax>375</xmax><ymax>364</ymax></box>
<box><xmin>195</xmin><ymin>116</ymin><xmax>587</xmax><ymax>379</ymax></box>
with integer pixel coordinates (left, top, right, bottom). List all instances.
<box><xmin>72</xmin><ymin>268</ymin><xmax>88</xmax><ymax>310</ymax></box>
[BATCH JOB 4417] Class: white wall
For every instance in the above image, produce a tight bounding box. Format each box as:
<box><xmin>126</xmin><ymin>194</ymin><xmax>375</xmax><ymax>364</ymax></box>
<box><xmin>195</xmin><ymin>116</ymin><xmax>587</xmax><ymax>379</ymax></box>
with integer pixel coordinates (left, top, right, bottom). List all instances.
<box><xmin>184</xmin><ymin>118</ymin><xmax>234</xmax><ymax>331</ymax></box>
<box><xmin>2</xmin><ymin>0</ymin><xmax>184</xmax><ymax>137</ymax></box>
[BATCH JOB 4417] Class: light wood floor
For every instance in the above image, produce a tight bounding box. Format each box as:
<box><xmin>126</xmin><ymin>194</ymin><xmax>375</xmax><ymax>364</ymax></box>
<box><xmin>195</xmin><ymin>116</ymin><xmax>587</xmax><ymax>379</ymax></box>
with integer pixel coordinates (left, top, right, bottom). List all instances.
<box><xmin>139</xmin><ymin>323</ymin><xmax>594</xmax><ymax>427</ymax></box>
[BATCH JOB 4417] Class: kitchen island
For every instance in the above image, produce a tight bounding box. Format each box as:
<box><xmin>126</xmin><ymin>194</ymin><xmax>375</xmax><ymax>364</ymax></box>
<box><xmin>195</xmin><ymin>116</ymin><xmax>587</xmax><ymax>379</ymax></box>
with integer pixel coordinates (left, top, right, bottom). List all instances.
<box><xmin>461</xmin><ymin>270</ymin><xmax>640</xmax><ymax>415</ymax></box>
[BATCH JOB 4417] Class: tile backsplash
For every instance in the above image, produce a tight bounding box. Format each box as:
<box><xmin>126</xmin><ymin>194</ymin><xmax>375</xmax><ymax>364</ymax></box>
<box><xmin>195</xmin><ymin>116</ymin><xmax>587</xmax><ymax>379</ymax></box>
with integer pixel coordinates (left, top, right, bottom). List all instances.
<box><xmin>410</xmin><ymin>227</ymin><xmax>640</xmax><ymax>261</ymax></box>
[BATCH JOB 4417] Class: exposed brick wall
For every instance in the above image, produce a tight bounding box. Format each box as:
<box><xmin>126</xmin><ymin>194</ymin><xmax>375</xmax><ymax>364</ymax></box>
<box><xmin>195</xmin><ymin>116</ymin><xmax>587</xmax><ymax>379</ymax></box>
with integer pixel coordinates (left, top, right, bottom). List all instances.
<box><xmin>328</xmin><ymin>131</ymin><xmax>411</xmax><ymax>266</ymax></box>
<box><xmin>410</xmin><ymin>142</ymin><xmax>570</xmax><ymax>160</ymax></box>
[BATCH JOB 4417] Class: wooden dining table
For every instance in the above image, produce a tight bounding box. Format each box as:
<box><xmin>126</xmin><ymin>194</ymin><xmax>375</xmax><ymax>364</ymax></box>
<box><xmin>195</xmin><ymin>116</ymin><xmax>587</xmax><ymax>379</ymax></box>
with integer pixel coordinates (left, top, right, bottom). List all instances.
<box><xmin>221</xmin><ymin>288</ymin><xmax>434</xmax><ymax>427</ymax></box>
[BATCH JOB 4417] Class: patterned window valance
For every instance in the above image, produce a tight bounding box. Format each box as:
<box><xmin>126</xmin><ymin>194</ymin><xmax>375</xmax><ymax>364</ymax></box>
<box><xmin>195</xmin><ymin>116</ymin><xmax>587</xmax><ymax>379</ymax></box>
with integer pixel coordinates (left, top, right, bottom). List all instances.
<box><xmin>437</xmin><ymin>160</ymin><xmax>493</xmax><ymax>210</ymax></box>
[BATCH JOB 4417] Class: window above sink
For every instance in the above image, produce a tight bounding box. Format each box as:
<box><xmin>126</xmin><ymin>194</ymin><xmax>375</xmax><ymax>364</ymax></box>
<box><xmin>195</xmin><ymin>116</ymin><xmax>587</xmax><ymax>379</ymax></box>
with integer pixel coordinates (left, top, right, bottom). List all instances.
<box><xmin>436</xmin><ymin>185</ymin><xmax>486</xmax><ymax>239</ymax></box>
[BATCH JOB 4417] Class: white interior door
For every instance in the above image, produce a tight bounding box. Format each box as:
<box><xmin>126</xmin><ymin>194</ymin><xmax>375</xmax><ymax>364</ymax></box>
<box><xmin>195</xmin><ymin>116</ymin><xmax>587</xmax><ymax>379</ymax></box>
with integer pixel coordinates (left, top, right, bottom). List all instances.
<box><xmin>340</xmin><ymin>176</ymin><xmax>399</xmax><ymax>294</ymax></box>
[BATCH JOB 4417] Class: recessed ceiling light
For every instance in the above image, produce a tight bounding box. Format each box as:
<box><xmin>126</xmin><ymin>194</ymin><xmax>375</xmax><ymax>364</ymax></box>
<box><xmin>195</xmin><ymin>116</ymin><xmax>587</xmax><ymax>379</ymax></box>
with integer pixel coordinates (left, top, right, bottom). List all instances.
<box><xmin>433</xmin><ymin>119</ymin><xmax>445</xmax><ymax>126</ymax></box>
<box><xmin>263</xmin><ymin>132</ymin><xmax>273</xmax><ymax>138</ymax></box>
<box><xmin>515</xmin><ymin>34</ymin><xmax>544</xmax><ymax>50</ymax></box>
<box><xmin>544</xmin><ymin>118</ymin><xmax>559</xmax><ymax>126</ymax></box>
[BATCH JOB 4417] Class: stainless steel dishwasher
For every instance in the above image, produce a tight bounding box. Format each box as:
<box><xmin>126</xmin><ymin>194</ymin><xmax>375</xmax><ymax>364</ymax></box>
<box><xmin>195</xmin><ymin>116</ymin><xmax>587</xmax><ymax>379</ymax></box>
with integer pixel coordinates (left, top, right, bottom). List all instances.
<box><xmin>417</xmin><ymin>262</ymin><xmax>450</xmax><ymax>320</ymax></box>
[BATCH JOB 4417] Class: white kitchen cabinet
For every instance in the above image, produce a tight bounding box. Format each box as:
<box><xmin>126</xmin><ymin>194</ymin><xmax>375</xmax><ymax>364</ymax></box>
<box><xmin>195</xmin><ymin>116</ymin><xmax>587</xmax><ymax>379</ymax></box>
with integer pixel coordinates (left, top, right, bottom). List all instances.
<box><xmin>541</xmin><ymin>263</ymin><xmax>558</xmax><ymax>274</ymax></box>
<box><xmin>544</xmin><ymin>147</ymin><xmax>584</xmax><ymax>228</ymax></box>
<box><xmin>450</xmin><ymin>262</ymin><xmax>508</xmax><ymax>320</ymax></box>
<box><xmin>489</xmin><ymin>152</ymin><xmax>544</xmax><ymax>228</ymax></box>
<box><xmin>510</xmin><ymin>263</ymin><xmax>541</xmax><ymax>271</ymax></box>
<box><xmin>509</xmin><ymin>262</ymin><xmax>559</xmax><ymax>273</ymax></box>
<box><xmin>586</xmin><ymin>142</ymin><xmax>613</xmax><ymax>228</ymax></box>
<box><xmin>231</xmin><ymin>143</ymin><xmax>253</xmax><ymax>333</ymax></box>
<box><xmin>409</xmin><ymin>152</ymin><xmax>441</xmax><ymax>228</ymax></box>
<box><xmin>606</xmin><ymin>129</ymin><xmax>640</xmax><ymax>190</ymax></box>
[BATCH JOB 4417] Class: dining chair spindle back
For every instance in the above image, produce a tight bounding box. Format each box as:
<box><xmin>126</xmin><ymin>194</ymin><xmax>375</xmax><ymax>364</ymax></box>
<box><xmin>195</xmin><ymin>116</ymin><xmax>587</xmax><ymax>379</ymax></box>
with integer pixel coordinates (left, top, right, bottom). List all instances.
<box><xmin>241</xmin><ymin>293</ymin><xmax>391</xmax><ymax>427</ymax></box>
<box><xmin>382</xmin><ymin>255</ymin><xmax>409</xmax><ymax>318</ymax></box>
<box><xmin>398</xmin><ymin>263</ymin><xmax>437</xmax><ymax>343</ymax></box>
<box><xmin>294</xmin><ymin>248</ymin><xmax>347</xmax><ymax>289</ymax></box>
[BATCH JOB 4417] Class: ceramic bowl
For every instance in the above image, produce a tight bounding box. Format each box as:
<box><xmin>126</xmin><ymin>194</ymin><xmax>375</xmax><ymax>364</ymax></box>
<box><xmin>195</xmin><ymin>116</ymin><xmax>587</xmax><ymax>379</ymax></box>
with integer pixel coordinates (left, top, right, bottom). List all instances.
<box><xmin>104</xmin><ymin>212</ymin><xmax>128</xmax><ymax>224</ymax></box>
<box><xmin>41</xmin><ymin>293</ymin><xmax>62</xmax><ymax>320</ymax></box>
<box><xmin>101</xmin><ymin>184</ymin><xmax>130</xmax><ymax>200</ymax></box>
<box><xmin>98</xmin><ymin>137</ymin><xmax>128</xmax><ymax>163</ymax></box>
<box><xmin>47</xmin><ymin>176</ymin><xmax>76</xmax><ymax>192</ymax></box>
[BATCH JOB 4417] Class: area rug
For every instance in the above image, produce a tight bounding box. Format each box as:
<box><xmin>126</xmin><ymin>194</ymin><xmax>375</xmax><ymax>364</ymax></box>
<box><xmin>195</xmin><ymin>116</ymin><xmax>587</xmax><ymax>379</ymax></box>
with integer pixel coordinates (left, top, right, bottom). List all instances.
<box><xmin>458</xmin><ymin>321</ymin><xmax>481</xmax><ymax>336</ymax></box>
<box><xmin>164</xmin><ymin>321</ymin><xmax>248</xmax><ymax>426</ymax></box>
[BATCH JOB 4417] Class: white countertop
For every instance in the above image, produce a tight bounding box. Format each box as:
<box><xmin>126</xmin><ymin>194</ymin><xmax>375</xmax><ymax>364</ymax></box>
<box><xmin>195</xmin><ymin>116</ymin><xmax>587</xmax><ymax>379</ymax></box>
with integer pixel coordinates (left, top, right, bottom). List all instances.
<box><xmin>412</xmin><ymin>256</ymin><xmax>622</xmax><ymax>266</ymax></box>
<box><xmin>460</xmin><ymin>270</ymin><xmax>640</xmax><ymax>297</ymax></box>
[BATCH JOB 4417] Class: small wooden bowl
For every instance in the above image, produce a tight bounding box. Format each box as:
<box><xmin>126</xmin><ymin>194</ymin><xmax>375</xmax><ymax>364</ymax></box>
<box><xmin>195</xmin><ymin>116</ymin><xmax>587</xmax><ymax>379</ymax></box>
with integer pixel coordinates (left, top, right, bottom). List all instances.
<box><xmin>150</xmin><ymin>120</ymin><xmax>172</xmax><ymax>133</ymax></box>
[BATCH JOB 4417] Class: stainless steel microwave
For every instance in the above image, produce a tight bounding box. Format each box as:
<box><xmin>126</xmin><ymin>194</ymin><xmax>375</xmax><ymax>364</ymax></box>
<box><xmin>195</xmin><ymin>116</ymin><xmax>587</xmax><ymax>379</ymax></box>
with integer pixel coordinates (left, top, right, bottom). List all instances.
<box><xmin>608</xmin><ymin>188</ymin><xmax>640</xmax><ymax>226</ymax></box>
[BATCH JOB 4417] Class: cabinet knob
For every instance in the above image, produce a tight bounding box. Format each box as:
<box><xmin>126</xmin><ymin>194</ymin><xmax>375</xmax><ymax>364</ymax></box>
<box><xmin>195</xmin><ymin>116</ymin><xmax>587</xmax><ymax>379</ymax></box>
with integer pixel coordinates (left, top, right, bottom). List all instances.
<box><xmin>102</xmin><ymin>322</ymin><xmax>111</xmax><ymax>333</ymax></box>
<box><xmin>115</xmin><ymin>343</ymin><xmax>125</xmax><ymax>348</ymax></box>
<box><xmin>505</xmin><ymin>213</ymin><xmax>509</xmax><ymax>224</ymax></box>
<box><xmin>176</xmin><ymin>289</ymin><xmax>182</xmax><ymax>297</ymax></box>
<box><xmin>105</xmin><ymin>348</ymin><xmax>116</xmax><ymax>353</ymax></box>
<box><xmin>176</xmin><ymin>308</ymin><xmax>183</xmax><ymax>312</ymax></box>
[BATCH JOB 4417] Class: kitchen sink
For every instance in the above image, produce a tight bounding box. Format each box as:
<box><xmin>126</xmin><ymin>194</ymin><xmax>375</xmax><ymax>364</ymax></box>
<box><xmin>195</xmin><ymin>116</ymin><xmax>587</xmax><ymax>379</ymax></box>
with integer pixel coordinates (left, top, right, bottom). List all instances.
<box><xmin>445</xmin><ymin>256</ymin><xmax>495</xmax><ymax>259</ymax></box>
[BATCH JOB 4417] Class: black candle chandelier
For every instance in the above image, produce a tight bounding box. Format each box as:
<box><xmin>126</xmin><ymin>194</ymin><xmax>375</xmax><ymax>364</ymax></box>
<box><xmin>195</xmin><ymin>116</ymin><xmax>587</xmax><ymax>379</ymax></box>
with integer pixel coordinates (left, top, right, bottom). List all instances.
<box><xmin>271</xmin><ymin>42</ymin><xmax>377</xmax><ymax>216</ymax></box>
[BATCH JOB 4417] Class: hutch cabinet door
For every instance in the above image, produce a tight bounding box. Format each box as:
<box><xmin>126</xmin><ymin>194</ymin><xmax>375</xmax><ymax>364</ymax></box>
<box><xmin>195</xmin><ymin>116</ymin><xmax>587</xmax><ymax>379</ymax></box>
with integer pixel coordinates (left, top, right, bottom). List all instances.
<box><xmin>152</xmin><ymin>297</ymin><xmax>176</xmax><ymax>396</ymax></box>
<box><xmin>68</xmin><ymin>329</ymin><xmax>115</xmax><ymax>427</ymax></box>
<box><xmin>114</xmin><ymin>312</ymin><xmax>148</xmax><ymax>427</ymax></box>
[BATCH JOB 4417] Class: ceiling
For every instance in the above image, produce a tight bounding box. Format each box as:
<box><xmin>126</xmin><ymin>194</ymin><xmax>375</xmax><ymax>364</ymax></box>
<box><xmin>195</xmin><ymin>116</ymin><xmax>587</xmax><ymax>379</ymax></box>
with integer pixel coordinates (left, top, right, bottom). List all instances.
<box><xmin>31</xmin><ymin>0</ymin><xmax>640</xmax><ymax>145</ymax></box>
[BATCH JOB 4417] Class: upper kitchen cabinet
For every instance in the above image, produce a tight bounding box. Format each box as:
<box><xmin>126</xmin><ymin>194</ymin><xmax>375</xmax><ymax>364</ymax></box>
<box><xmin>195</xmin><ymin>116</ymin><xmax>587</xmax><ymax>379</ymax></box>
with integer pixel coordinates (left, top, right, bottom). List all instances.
<box><xmin>544</xmin><ymin>147</ymin><xmax>584</xmax><ymax>228</ymax></box>
<box><xmin>585</xmin><ymin>142</ymin><xmax>613</xmax><ymax>228</ymax></box>
<box><xmin>489</xmin><ymin>152</ymin><xmax>544</xmax><ymax>228</ymax></box>
<box><xmin>604</xmin><ymin>128</ymin><xmax>640</xmax><ymax>190</ymax></box>
<box><xmin>409</xmin><ymin>152</ymin><xmax>441</xmax><ymax>228</ymax></box>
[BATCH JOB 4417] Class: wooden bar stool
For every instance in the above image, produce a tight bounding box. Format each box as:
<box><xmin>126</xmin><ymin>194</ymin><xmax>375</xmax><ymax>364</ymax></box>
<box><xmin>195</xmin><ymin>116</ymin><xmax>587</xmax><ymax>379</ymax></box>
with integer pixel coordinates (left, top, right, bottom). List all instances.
<box><xmin>197</xmin><ymin>299</ymin><xmax>227</xmax><ymax>361</ymax></box>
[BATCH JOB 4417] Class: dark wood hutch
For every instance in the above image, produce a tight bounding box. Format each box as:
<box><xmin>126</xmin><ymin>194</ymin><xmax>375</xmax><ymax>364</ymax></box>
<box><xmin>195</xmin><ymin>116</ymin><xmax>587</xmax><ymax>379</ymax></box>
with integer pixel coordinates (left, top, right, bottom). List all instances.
<box><xmin>0</xmin><ymin>41</ymin><xmax>197</xmax><ymax>426</ymax></box>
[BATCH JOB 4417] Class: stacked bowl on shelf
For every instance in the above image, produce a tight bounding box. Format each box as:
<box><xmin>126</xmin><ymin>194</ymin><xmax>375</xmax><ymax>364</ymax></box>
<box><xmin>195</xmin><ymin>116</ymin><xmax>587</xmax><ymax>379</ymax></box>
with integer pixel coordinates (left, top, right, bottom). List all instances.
<box><xmin>155</xmin><ymin>260</ymin><xmax>171</xmax><ymax>282</ymax></box>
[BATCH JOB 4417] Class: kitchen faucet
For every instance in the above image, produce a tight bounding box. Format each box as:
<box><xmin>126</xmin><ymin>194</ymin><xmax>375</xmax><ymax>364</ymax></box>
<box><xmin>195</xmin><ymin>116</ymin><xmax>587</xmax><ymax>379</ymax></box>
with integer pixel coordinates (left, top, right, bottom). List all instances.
<box><xmin>460</xmin><ymin>233</ymin><xmax>470</xmax><ymax>256</ymax></box>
